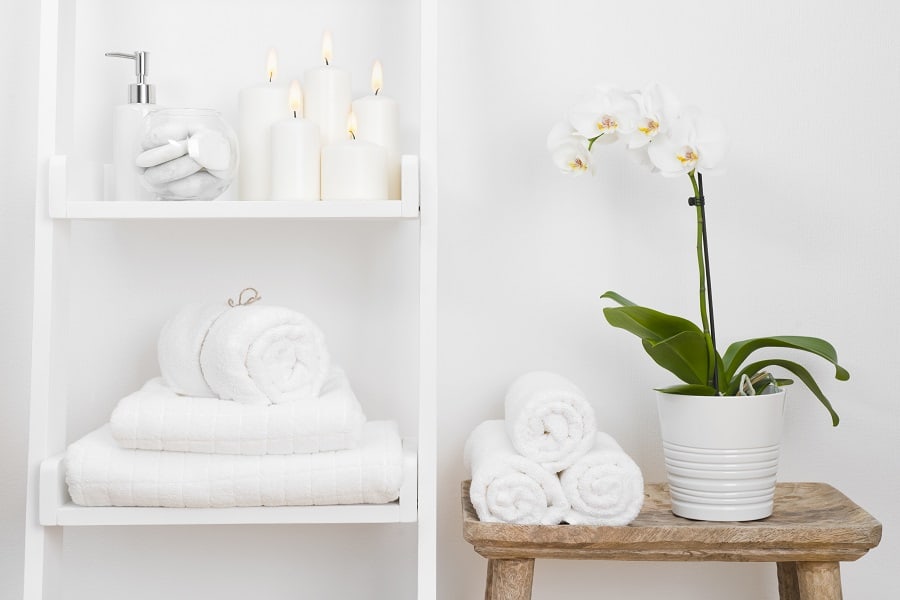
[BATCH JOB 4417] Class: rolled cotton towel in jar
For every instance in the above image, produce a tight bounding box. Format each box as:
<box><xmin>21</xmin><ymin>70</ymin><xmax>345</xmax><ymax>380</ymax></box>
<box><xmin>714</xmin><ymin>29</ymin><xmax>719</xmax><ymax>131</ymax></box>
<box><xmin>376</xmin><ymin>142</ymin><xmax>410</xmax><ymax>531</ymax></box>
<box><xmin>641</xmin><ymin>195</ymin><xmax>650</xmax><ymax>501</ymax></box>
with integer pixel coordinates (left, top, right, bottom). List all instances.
<box><xmin>504</xmin><ymin>371</ymin><xmax>597</xmax><ymax>472</ymax></box>
<box><xmin>464</xmin><ymin>420</ymin><xmax>569</xmax><ymax>525</ymax></box>
<box><xmin>559</xmin><ymin>432</ymin><xmax>644</xmax><ymax>526</ymax></box>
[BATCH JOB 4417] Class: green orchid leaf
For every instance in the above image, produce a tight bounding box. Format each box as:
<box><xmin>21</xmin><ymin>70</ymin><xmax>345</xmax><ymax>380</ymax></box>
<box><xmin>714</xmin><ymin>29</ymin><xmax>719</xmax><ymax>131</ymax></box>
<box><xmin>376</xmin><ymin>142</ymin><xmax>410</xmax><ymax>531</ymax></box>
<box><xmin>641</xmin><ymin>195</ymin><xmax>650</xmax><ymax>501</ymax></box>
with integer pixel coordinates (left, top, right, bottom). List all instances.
<box><xmin>722</xmin><ymin>336</ymin><xmax>850</xmax><ymax>383</ymax></box>
<box><xmin>600</xmin><ymin>290</ymin><xmax>638</xmax><ymax>307</ymax></box>
<box><xmin>731</xmin><ymin>359</ymin><xmax>840</xmax><ymax>426</ymax></box>
<box><xmin>603</xmin><ymin>305</ymin><xmax>702</xmax><ymax>344</ymax></box>
<box><xmin>641</xmin><ymin>330</ymin><xmax>710</xmax><ymax>385</ymax></box>
<box><xmin>655</xmin><ymin>383</ymin><xmax>719</xmax><ymax>396</ymax></box>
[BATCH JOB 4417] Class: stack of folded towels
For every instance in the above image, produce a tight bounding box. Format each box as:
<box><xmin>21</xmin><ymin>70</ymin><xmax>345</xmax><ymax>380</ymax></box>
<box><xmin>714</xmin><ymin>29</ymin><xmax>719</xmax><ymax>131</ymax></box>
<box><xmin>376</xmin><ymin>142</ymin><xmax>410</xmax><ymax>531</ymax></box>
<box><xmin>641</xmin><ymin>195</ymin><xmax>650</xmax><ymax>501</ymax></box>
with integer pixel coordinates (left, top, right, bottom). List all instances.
<box><xmin>464</xmin><ymin>371</ymin><xmax>644</xmax><ymax>526</ymax></box>
<box><xmin>65</xmin><ymin>296</ymin><xmax>404</xmax><ymax>508</ymax></box>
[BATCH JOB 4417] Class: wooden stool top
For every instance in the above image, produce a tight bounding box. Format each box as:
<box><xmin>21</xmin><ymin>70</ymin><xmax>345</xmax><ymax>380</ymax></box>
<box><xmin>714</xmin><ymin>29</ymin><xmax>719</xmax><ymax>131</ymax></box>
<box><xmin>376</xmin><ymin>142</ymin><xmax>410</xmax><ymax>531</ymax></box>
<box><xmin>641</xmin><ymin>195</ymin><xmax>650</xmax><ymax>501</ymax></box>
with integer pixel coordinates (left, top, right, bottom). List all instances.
<box><xmin>462</xmin><ymin>481</ymin><xmax>882</xmax><ymax>563</ymax></box>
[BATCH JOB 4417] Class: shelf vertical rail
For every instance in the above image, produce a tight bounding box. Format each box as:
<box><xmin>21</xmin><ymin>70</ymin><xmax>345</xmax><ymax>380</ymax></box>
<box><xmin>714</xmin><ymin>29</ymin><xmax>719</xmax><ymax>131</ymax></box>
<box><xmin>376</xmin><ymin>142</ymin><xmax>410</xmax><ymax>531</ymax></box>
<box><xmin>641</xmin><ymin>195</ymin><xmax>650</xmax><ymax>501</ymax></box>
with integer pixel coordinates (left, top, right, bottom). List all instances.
<box><xmin>24</xmin><ymin>0</ymin><xmax>68</xmax><ymax>598</ymax></box>
<box><xmin>418</xmin><ymin>0</ymin><xmax>438</xmax><ymax>598</ymax></box>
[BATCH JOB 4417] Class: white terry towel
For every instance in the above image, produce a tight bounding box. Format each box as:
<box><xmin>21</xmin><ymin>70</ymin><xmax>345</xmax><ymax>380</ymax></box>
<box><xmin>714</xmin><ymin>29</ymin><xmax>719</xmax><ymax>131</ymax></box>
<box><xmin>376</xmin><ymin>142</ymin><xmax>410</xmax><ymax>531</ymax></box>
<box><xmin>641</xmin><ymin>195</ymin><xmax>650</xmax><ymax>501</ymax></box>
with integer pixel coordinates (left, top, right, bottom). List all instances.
<box><xmin>559</xmin><ymin>432</ymin><xmax>644</xmax><ymax>526</ymax></box>
<box><xmin>66</xmin><ymin>421</ymin><xmax>402</xmax><ymax>508</ymax></box>
<box><xmin>158</xmin><ymin>301</ymin><xmax>330</xmax><ymax>405</ymax></box>
<box><xmin>504</xmin><ymin>371</ymin><xmax>597</xmax><ymax>472</ymax></box>
<box><xmin>464</xmin><ymin>420</ymin><xmax>569</xmax><ymax>525</ymax></box>
<box><xmin>110</xmin><ymin>368</ymin><xmax>367</xmax><ymax>455</ymax></box>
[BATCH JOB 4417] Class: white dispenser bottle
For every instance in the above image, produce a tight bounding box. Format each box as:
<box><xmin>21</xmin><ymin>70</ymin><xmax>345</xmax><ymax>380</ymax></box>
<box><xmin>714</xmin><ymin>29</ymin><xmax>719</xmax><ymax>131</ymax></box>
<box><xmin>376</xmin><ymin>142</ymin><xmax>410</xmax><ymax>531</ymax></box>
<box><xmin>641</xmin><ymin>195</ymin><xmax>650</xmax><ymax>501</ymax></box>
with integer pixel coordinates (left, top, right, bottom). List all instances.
<box><xmin>106</xmin><ymin>50</ymin><xmax>160</xmax><ymax>201</ymax></box>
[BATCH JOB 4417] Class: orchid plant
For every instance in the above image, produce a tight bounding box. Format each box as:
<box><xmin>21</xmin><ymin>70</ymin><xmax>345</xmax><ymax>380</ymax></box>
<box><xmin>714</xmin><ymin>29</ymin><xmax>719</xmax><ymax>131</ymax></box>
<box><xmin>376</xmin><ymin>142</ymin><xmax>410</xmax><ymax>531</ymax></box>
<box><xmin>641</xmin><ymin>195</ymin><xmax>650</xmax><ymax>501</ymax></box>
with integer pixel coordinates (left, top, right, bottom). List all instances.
<box><xmin>548</xmin><ymin>83</ymin><xmax>848</xmax><ymax>425</ymax></box>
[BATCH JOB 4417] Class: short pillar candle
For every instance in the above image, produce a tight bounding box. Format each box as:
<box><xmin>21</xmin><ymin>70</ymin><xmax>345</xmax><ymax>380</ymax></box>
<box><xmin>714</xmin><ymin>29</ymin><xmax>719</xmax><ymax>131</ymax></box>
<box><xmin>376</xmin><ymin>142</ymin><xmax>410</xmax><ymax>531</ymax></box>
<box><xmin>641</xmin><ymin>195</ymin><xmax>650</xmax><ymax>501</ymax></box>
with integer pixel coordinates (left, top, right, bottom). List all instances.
<box><xmin>321</xmin><ymin>112</ymin><xmax>388</xmax><ymax>201</ymax></box>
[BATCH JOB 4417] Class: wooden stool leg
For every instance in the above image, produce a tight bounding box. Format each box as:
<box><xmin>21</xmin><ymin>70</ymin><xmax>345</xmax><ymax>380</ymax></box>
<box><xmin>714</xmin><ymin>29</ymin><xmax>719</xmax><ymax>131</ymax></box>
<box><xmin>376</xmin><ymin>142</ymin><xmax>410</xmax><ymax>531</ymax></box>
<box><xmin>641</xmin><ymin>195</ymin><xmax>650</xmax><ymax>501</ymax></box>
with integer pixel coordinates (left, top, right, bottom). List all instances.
<box><xmin>796</xmin><ymin>562</ymin><xmax>843</xmax><ymax>600</ymax></box>
<box><xmin>777</xmin><ymin>562</ymin><xmax>800</xmax><ymax>600</ymax></box>
<box><xmin>485</xmin><ymin>558</ymin><xmax>534</xmax><ymax>600</ymax></box>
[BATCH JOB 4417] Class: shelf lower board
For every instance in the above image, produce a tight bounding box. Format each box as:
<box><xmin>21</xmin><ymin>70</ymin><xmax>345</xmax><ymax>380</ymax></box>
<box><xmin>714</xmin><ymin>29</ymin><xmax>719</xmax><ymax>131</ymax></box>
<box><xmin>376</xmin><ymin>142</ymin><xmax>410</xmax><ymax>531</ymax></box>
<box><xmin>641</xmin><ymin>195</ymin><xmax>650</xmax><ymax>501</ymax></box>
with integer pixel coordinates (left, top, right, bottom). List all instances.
<box><xmin>40</xmin><ymin>442</ymin><xmax>418</xmax><ymax>526</ymax></box>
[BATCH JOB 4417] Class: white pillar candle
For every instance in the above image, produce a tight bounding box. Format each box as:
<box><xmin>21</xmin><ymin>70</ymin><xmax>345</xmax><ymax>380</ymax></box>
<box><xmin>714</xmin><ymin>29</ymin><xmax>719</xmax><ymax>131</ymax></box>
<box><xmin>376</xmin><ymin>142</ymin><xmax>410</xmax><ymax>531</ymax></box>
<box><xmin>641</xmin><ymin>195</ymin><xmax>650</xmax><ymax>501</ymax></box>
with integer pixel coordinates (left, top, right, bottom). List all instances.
<box><xmin>238</xmin><ymin>49</ymin><xmax>289</xmax><ymax>201</ymax></box>
<box><xmin>352</xmin><ymin>60</ymin><xmax>400</xmax><ymax>199</ymax></box>
<box><xmin>271</xmin><ymin>81</ymin><xmax>320</xmax><ymax>201</ymax></box>
<box><xmin>303</xmin><ymin>31</ymin><xmax>352</xmax><ymax>147</ymax></box>
<box><xmin>321</xmin><ymin>112</ymin><xmax>388</xmax><ymax>201</ymax></box>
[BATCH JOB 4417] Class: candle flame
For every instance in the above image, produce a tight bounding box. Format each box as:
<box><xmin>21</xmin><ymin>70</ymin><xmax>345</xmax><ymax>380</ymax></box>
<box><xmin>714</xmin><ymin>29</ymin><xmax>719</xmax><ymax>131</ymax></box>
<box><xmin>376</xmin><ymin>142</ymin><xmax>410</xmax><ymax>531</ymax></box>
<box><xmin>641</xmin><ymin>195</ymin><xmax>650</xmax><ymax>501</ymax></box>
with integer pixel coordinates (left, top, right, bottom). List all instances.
<box><xmin>322</xmin><ymin>31</ymin><xmax>333</xmax><ymax>66</ymax></box>
<box><xmin>347</xmin><ymin>111</ymin><xmax>358</xmax><ymax>140</ymax></box>
<box><xmin>266</xmin><ymin>48</ymin><xmax>278</xmax><ymax>82</ymax></box>
<box><xmin>371</xmin><ymin>60</ymin><xmax>383</xmax><ymax>95</ymax></box>
<box><xmin>289</xmin><ymin>80</ymin><xmax>303</xmax><ymax>117</ymax></box>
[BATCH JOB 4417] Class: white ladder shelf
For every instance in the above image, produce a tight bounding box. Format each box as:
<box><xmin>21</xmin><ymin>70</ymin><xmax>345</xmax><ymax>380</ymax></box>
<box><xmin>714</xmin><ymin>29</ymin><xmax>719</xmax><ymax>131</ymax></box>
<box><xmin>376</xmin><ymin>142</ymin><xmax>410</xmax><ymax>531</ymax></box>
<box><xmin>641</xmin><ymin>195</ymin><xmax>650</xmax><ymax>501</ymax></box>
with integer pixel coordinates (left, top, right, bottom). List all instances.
<box><xmin>23</xmin><ymin>0</ymin><xmax>437</xmax><ymax>598</ymax></box>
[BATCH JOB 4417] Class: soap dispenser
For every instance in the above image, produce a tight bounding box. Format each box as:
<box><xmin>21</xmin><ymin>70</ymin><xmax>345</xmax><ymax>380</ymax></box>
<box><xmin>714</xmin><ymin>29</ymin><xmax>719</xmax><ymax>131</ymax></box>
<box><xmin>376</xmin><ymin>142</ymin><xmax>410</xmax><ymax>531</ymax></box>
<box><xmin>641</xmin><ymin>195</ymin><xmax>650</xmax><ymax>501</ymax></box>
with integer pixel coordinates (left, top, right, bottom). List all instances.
<box><xmin>106</xmin><ymin>50</ymin><xmax>161</xmax><ymax>201</ymax></box>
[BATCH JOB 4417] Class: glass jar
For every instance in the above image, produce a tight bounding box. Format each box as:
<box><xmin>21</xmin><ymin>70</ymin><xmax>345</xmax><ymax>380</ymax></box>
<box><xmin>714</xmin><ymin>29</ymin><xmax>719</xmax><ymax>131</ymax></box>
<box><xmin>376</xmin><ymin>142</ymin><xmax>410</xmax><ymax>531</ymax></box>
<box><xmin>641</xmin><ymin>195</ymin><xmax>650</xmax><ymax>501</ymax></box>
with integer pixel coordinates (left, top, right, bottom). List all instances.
<box><xmin>136</xmin><ymin>108</ymin><xmax>239</xmax><ymax>201</ymax></box>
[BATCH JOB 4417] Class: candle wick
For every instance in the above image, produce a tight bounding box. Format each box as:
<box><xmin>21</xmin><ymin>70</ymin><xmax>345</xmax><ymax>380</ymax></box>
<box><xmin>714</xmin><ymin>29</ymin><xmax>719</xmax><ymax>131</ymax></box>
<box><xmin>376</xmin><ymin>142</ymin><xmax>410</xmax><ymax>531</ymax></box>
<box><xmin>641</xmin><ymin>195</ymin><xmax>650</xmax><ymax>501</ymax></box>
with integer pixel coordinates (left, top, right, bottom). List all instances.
<box><xmin>293</xmin><ymin>110</ymin><xmax>297</xmax><ymax>119</ymax></box>
<box><xmin>269</xmin><ymin>74</ymin><xmax>273</xmax><ymax>83</ymax></box>
<box><xmin>324</xmin><ymin>57</ymin><xmax>330</xmax><ymax>66</ymax></box>
<box><xmin>375</xmin><ymin>88</ymin><xmax>381</xmax><ymax>96</ymax></box>
<box><xmin>350</xmin><ymin>131</ymin><xmax>356</xmax><ymax>140</ymax></box>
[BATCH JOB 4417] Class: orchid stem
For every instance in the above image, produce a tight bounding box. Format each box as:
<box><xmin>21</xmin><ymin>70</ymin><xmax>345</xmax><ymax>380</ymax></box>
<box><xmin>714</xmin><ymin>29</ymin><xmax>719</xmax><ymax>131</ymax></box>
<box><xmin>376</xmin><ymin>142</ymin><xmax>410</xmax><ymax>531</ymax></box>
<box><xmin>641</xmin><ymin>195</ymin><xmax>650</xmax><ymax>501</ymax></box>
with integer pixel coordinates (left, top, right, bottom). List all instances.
<box><xmin>689</xmin><ymin>170</ymin><xmax>719</xmax><ymax>392</ymax></box>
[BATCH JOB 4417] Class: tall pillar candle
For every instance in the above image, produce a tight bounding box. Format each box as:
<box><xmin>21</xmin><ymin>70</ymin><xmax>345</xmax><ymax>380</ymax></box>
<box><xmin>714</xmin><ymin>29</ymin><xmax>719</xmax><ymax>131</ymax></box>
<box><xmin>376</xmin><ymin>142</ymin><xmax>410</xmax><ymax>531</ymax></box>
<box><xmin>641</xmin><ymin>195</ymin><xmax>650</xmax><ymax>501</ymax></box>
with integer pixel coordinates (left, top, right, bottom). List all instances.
<box><xmin>352</xmin><ymin>60</ymin><xmax>400</xmax><ymax>199</ymax></box>
<box><xmin>321</xmin><ymin>112</ymin><xmax>388</xmax><ymax>200</ymax></box>
<box><xmin>271</xmin><ymin>80</ymin><xmax>320</xmax><ymax>201</ymax></box>
<box><xmin>238</xmin><ymin>49</ymin><xmax>289</xmax><ymax>200</ymax></box>
<box><xmin>303</xmin><ymin>31</ymin><xmax>352</xmax><ymax>147</ymax></box>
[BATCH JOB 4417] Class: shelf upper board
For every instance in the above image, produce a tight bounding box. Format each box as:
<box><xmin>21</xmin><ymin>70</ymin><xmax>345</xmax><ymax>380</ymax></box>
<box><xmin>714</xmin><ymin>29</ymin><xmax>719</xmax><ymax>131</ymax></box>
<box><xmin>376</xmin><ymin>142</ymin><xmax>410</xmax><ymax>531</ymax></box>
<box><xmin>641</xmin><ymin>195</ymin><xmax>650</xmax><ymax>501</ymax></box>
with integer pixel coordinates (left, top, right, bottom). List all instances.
<box><xmin>59</xmin><ymin>200</ymin><xmax>413</xmax><ymax>220</ymax></box>
<box><xmin>49</xmin><ymin>155</ymin><xmax>420</xmax><ymax>219</ymax></box>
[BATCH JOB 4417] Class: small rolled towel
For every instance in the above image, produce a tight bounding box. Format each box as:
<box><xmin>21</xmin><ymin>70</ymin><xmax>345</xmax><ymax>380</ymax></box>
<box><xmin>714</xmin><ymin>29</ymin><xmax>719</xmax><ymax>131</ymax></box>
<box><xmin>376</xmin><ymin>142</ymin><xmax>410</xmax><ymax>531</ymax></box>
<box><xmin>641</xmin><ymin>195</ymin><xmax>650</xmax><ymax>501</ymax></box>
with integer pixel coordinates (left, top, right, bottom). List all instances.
<box><xmin>504</xmin><ymin>371</ymin><xmax>597</xmax><ymax>472</ymax></box>
<box><xmin>464</xmin><ymin>420</ymin><xmax>569</xmax><ymax>525</ymax></box>
<box><xmin>559</xmin><ymin>432</ymin><xmax>644</xmax><ymax>526</ymax></box>
<box><xmin>158</xmin><ymin>300</ymin><xmax>330</xmax><ymax>405</ymax></box>
<box><xmin>110</xmin><ymin>368</ymin><xmax>366</xmax><ymax>455</ymax></box>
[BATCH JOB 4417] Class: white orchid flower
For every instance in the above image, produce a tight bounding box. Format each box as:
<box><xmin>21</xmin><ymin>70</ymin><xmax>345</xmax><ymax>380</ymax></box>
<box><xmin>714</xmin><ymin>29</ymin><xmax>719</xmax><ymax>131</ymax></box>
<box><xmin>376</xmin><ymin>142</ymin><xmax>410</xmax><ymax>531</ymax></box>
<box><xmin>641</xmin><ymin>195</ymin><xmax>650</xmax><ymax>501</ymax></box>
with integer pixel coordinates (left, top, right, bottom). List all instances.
<box><xmin>550</xmin><ymin>139</ymin><xmax>593</xmax><ymax>175</ymax></box>
<box><xmin>647</xmin><ymin>107</ymin><xmax>726</xmax><ymax>177</ymax></box>
<box><xmin>623</xmin><ymin>82</ymin><xmax>682</xmax><ymax>150</ymax></box>
<box><xmin>567</xmin><ymin>85</ymin><xmax>639</xmax><ymax>145</ymax></box>
<box><xmin>547</xmin><ymin>121</ymin><xmax>593</xmax><ymax>175</ymax></box>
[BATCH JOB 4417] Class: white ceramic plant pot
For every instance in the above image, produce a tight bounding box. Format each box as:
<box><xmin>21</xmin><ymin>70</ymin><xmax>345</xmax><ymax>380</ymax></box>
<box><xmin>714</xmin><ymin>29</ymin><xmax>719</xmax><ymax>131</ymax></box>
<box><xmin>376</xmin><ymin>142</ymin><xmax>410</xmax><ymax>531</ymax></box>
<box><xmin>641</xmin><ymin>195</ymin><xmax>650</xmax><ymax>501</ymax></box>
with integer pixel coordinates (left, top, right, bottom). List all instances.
<box><xmin>656</xmin><ymin>390</ymin><xmax>786</xmax><ymax>522</ymax></box>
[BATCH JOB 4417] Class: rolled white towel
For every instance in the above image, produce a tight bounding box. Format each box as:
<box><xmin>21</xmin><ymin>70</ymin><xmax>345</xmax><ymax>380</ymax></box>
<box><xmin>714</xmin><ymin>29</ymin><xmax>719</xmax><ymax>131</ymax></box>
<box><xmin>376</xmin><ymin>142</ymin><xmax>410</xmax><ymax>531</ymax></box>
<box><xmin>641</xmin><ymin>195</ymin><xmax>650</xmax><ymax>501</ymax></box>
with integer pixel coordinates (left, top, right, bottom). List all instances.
<box><xmin>158</xmin><ymin>300</ymin><xmax>330</xmax><ymax>405</ymax></box>
<box><xmin>464</xmin><ymin>420</ymin><xmax>569</xmax><ymax>525</ymax></box>
<box><xmin>504</xmin><ymin>371</ymin><xmax>597</xmax><ymax>472</ymax></box>
<box><xmin>110</xmin><ymin>368</ymin><xmax>366</xmax><ymax>455</ymax></box>
<box><xmin>560</xmin><ymin>432</ymin><xmax>644</xmax><ymax>526</ymax></box>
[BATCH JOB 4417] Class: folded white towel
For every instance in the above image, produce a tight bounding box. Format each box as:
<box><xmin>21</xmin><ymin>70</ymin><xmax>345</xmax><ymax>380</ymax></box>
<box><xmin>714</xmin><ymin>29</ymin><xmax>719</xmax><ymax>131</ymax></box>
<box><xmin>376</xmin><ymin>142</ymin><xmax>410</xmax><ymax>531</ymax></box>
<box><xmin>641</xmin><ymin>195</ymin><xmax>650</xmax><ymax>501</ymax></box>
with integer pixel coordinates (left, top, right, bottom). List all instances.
<box><xmin>109</xmin><ymin>368</ymin><xmax>367</xmax><ymax>455</ymax></box>
<box><xmin>504</xmin><ymin>371</ymin><xmax>597</xmax><ymax>472</ymax></box>
<box><xmin>464</xmin><ymin>420</ymin><xmax>569</xmax><ymax>525</ymax></box>
<box><xmin>66</xmin><ymin>421</ymin><xmax>402</xmax><ymax>508</ymax></box>
<box><xmin>559</xmin><ymin>432</ymin><xmax>644</xmax><ymax>526</ymax></box>
<box><xmin>158</xmin><ymin>301</ymin><xmax>331</xmax><ymax>405</ymax></box>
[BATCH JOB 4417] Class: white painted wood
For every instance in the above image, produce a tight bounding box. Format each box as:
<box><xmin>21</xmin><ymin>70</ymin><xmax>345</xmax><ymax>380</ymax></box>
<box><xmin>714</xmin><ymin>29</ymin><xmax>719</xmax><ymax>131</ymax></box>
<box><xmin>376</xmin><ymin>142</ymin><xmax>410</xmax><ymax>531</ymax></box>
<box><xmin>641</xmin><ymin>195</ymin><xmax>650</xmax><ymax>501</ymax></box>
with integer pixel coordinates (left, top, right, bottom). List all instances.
<box><xmin>399</xmin><ymin>438</ymin><xmax>420</xmax><ymax>523</ymax></box>
<box><xmin>50</xmin><ymin>154</ymin><xmax>420</xmax><ymax>218</ymax></box>
<box><xmin>60</xmin><ymin>199</ymin><xmax>413</xmax><ymax>219</ymax></box>
<box><xmin>416</xmin><ymin>0</ymin><xmax>438</xmax><ymax>598</ymax></box>
<box><xmin>24</xmin><ymin>1</ymin><xmax>67</xmax><ymax>598</ymax></box>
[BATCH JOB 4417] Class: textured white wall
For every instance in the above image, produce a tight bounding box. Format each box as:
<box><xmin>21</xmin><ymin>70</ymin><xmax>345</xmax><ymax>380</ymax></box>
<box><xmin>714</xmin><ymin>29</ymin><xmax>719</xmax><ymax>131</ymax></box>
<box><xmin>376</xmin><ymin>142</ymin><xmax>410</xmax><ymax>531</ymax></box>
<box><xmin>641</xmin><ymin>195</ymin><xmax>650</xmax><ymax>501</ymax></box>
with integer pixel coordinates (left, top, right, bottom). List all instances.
<box><xmin>2</xmin><ymin>0</ymin><xmax>899</xmax><ymax>599</ymax></box>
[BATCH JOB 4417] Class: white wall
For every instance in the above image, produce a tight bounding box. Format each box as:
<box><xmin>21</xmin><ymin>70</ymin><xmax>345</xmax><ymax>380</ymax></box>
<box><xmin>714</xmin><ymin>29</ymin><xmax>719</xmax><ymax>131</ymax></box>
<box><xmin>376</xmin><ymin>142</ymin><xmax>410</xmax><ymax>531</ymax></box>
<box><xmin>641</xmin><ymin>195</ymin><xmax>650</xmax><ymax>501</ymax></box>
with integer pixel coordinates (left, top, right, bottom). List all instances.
<box><xmin>2</xmin><ymin>0</ymin><xmax>899</xmax><ymax>599</ymax></box>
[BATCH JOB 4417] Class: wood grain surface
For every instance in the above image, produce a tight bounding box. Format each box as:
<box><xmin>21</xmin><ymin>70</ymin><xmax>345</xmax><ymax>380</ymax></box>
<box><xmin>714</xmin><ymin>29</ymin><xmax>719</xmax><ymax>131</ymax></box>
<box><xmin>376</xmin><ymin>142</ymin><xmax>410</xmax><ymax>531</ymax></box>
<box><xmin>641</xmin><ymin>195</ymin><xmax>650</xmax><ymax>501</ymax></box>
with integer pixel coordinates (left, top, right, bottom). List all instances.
<box><xmin>462</xmin><ymin>481</ymin><xmax>881</xmax><ymax>563</ymax></box>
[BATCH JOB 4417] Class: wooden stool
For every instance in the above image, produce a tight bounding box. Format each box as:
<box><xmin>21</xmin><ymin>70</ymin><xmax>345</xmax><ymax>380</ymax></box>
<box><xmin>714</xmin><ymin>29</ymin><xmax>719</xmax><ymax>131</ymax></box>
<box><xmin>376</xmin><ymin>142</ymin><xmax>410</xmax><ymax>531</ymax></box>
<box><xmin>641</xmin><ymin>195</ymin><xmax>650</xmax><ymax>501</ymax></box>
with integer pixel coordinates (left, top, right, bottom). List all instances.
<box><xmin>462</xmin><ymin>481</ymin><xmax>881</xmax><ymax>600</ymax></box>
